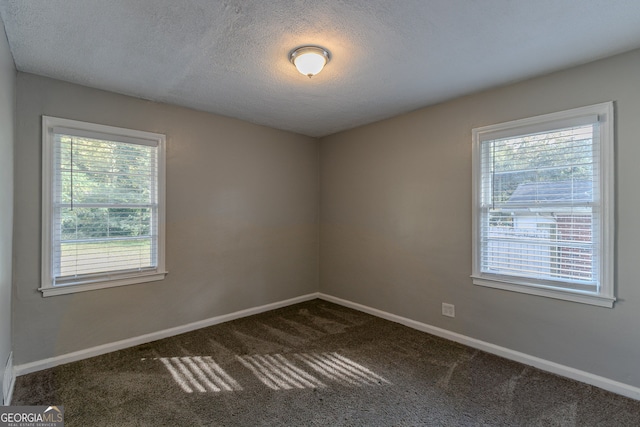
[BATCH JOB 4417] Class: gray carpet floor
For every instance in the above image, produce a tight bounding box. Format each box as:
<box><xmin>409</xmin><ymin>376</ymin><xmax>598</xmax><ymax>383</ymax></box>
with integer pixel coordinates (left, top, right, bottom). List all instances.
<box><xmin>12</xmin><ymin>299</ymin><xmax>640</xmax><ymax>426</ymax></box>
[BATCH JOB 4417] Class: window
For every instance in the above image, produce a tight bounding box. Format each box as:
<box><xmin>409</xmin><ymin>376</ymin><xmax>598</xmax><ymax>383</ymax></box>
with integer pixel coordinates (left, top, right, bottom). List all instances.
<box><xmin>471</xmin><ymin>102</ymin><xmax>614</xmax><ymax>307</ymax></box>
<box><xmin>41</xmin><ymin>116</ymin><xmax>167</xmax><ymax>296</ymax></box>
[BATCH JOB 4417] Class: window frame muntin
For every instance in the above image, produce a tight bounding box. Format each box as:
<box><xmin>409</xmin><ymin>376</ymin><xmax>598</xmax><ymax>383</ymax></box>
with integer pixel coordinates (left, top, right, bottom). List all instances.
<box><xmin>471</xmin><ymin>102</ymin><xmax>615</xmax><ymax>308</ymax></box>
<box><xmin>41</xmin><ymin>116</ymin><xmax>167</xmax><ymax>297</ymax></box>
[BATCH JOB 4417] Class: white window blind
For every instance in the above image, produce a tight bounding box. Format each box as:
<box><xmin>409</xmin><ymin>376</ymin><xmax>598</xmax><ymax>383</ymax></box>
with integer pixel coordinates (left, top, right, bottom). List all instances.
<box><xmin>41</xmin><ymin>116</ymin><xmax>166</xmax><ymax>296</ymax></box>
<box><xmin>472</xmin><ymin>103</ymin><xmax>614</xmax><ymax>307</ymax></box>
<box><xmin>480</xmin><ymin>123</ymin><xmax>598</xmax><ymax>291</ymax></box>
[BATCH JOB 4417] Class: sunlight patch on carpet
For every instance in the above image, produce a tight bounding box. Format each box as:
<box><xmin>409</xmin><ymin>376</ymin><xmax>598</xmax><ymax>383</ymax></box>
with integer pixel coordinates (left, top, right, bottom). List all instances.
<box><xmin>157</xmin><ymin>356</ymin><xmax>242</xmax><ymax>393</ymax></box>
<box><xmin>158</xmin><ymin>352</ymin><xmax>389</xmax><ymax>393</ymax></box>
<box><xmin>296</xmin><ymin>352</ymin><xmax>391</xmax><ymax>387</ymax></box>
<box><xmin>236</xmin><ymin>354</ymin><xmax>326</xmax><ymax>390</ymax></box>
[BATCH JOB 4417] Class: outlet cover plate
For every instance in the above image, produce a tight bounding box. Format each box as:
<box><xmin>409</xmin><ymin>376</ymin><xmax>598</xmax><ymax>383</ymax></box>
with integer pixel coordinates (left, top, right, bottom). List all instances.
<box><xmin>442</xmin><ymin>303</ymin><xmax>455</xmax><ymax>318</ymax></box>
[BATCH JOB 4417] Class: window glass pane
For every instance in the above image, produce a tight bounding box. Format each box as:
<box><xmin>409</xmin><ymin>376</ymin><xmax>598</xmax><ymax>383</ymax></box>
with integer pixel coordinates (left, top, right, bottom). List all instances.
<box><xmin>484</xmin><ymin>125</ymin><xmax>596</xmax><ymax>207</ymax></box>
<box><xmin>57</xmin><ymin>135</ymin><xmax>156</xmax><ymax>205</ymax></box>
<box><xmin>480</xmin><ymin>124</ymin><xmax>597</xmax><ymax>288</ymax></box>
<box><xmin>53</xmin><ymin>134</ymin><xmax>158</xmax><ymax>281</ymax></box>
<box><xmin>482</xmin><ymin>209</ymin><xmax>595</xmax><ymax>287</ymax></box>
<box><xmin>57</xmin><ymin>238</ymin><xmax>153</xmax><ymax>277</ymax></box>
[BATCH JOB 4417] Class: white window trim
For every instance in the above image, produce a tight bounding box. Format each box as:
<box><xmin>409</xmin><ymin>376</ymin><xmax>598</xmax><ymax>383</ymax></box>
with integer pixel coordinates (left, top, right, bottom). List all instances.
<box><xmin>471</xmin><ymin>102</ymin><xmax>615</xmax><ymax>308</ymax></box>
<box><xmin>40</xmin><ymin>116</ymin><xmax>168</xmax><ymax>297</ymax></box>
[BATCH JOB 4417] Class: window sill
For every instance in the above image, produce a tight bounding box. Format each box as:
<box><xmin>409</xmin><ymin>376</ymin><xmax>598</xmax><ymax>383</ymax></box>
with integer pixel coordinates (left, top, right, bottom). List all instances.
<box><xmin>39</xmin><ymin>271</ymin><xmax>168</xmax><ymax>297</ymax></box>
<box><xmin>472</xmin><ymin>275</ymin><xmax>615</xmax><ymax>308</ymax></box>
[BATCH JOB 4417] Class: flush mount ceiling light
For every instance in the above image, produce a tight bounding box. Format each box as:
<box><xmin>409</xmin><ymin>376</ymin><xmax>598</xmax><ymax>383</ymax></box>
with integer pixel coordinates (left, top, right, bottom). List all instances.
<box><xmin>289</xmin><ymin>46</ymin><xmax>331</xmax><ymax>78</ymax></box>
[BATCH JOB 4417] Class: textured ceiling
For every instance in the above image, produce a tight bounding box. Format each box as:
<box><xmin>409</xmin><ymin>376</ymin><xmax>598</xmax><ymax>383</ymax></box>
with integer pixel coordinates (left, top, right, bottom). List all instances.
<box><xmin>2</xmin><ymin>1</ymin><xmax>640</xmax><ymax>137</ymax></box>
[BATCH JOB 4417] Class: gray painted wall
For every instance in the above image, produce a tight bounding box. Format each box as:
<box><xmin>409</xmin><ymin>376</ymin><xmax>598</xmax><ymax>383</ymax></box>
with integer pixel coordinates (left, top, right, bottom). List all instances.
<box><xmin>13</xmin><ymin>73</ymin><xmax>319</xmax><ymax>365</ymax></box>
<box><xmin>320</xmin><ymin>49</ymin><xmax>640</xmax><ymax>387</ymax></box>
<box><xmin>0</xmin><ymin>17</ymin><xmax>15</xmax><ymax>403</ymax></box>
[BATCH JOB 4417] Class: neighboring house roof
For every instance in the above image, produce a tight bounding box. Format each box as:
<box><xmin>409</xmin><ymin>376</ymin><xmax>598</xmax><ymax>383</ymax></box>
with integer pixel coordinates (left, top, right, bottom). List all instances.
<box><xmin>505</xmin><ymin>180</ymin><xmax>592</xmax><ymax>205</ymax></box>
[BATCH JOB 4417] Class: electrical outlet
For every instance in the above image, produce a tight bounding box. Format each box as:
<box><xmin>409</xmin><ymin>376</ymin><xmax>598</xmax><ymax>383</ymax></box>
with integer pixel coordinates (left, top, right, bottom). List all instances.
<box><xmin>442</xmin><ymin>303</ymin><xmax>455</xmax><ymax>318</ymax></box>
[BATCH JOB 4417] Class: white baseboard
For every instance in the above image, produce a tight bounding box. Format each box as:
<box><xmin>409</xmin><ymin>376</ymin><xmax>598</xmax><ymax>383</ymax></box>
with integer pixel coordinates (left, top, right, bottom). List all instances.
<box><xmin>318</xmin><ymin>293</ymin><xmax>640</xmax><ymax>401</ymax></box>
<box><xmin>2</xmin><ymin>351</ymin><xmax>15</xmax><ymax>406</ymax></box>
<box><xmin>15</xmin><ymin>293</ymin><xmax>320</xmax><ymax>377</ymax></box>
<box><xmin>3</xmin><ymin>375</ymin><xmax>14</xmax><ymax>406</ymax></box>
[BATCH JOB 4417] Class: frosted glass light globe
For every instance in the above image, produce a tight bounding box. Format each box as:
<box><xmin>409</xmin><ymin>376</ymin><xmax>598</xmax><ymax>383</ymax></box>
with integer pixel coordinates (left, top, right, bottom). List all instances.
<box><xmin>290</xmin><ymin>46</ymin><xmax>330</xmax><ymax>78</ymax></box>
